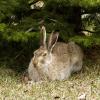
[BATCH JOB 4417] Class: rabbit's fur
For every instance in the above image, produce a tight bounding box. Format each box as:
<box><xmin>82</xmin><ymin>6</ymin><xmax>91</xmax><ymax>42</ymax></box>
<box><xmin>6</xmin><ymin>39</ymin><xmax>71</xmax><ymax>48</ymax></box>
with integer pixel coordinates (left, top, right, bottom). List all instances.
<box><xmin>28</xmin><ymin>26</ymin><xmax>83</xmax><ymax>82</ymax></box>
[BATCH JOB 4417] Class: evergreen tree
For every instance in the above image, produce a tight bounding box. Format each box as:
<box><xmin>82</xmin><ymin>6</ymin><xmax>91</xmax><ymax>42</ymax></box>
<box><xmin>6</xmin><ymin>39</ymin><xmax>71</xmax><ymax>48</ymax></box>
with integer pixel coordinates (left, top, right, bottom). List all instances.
<box><xmin>0</xmin><ymin>0</ymin><xmax>100</xmax><ymax>47</ymax></box>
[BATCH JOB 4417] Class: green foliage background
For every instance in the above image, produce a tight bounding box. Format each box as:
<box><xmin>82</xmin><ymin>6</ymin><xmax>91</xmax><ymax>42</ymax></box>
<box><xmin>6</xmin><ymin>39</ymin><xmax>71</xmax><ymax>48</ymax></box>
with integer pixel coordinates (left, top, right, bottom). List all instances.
<box><xmin>0</xmin><ymin>0</ymin><xmax>100</xmax><ymax>71</ymax></box>
<box><xmin>0</xmin><ymin>0</ymin><xmax>100</xmax><ymax>45</ymax></box>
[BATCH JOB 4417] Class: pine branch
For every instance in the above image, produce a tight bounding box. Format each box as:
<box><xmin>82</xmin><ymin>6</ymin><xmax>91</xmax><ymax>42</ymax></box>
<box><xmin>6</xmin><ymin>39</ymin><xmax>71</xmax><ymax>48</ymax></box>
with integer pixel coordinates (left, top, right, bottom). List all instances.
<box><xmin>81</xmin><ymin>29</ymin><xmax>96</xmax><ymax>33</ymax></box>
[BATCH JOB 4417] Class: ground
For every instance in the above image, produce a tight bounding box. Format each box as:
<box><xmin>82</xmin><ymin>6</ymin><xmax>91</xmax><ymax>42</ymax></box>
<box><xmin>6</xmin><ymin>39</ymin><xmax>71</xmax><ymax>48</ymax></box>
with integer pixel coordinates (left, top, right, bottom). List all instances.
<box><xmin>0</xmin><ymin>47</ymin><xmax>100</xmax><ymax>100</ymax></box>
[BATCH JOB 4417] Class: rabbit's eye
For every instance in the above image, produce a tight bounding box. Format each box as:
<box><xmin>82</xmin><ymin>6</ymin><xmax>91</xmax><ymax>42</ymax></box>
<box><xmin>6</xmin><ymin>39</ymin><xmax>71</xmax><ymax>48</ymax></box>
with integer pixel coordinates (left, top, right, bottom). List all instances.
<box><xmin>43</xmin><ymin>53</ymin><xmax>47</xmax><ymax>56</ymax></box>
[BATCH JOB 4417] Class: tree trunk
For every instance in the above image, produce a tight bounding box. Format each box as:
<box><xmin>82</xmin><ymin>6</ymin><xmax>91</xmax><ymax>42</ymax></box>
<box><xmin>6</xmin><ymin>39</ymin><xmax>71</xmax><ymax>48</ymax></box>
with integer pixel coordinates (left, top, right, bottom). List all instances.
<box><xmin>68</xmin><ymin>6</ymin><xmax>82</xmax><ymax>35</ymax></box>
<box><xmin>73</xmin><ymin>6</ymin><xmax>82</xmax><ymax>34</ymax></box>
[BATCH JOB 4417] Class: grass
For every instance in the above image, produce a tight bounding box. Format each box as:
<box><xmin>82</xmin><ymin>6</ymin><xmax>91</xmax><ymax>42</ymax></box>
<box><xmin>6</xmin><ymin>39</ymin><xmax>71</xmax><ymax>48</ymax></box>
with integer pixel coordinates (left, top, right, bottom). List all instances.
<box><xmin>0</xmin><ymin>63</ymin><xmax>100</xmax><ymax>100</ymax></box>
<box><xmin>0</xmin><ymin>46</ymin><xmax>100</xmax><ymax>100</ymax></box>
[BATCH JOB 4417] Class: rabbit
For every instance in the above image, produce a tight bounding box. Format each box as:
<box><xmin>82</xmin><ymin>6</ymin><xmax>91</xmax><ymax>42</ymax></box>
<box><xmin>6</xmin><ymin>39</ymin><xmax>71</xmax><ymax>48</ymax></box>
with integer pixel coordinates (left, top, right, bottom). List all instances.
<box><xmin>28</xmin><ymin>26</ymin><xmax>84</xmax><ymax>82</ymax></box>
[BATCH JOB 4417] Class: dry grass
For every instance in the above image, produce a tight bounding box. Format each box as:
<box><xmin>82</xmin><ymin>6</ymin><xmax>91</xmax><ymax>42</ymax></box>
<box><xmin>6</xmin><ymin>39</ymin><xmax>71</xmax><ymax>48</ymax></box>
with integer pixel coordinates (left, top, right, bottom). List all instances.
<box><xmin>0</xmin><ymin>62</ymin><xmax>100</xmax><ymax>100</ymax></box>
<box><xmin>0</xmin><ymin>47</ymin><xmax>100</xmax><ymax>100</ymax></box>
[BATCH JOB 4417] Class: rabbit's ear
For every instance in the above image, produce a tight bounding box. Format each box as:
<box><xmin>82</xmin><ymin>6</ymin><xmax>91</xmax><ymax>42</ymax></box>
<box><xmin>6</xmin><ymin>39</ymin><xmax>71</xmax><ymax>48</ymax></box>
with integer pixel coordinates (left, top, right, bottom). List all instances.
<box><xmin>40</xmin><ymin>26</ymin><xmax>47</xmax><ymax>47</ymax></box>
<box><xmin>48</xmin><ymin>31</ymin><xmax>59</xmax><ymax>52</ymax></box>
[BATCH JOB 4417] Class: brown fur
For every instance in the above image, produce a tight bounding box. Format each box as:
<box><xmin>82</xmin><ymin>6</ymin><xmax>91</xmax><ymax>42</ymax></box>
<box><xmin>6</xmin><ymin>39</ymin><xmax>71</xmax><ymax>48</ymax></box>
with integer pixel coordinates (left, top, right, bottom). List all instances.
<box><xmin>27</xmin><ymin>26</ymin><xmax>84</xmax><ymax>82</ymax></box>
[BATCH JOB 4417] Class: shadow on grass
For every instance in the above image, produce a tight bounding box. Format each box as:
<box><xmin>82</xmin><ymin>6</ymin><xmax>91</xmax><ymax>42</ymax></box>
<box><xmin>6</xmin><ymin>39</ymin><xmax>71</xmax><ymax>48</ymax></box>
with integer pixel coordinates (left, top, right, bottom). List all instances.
<box><xmin>0</xmin><ymin>42</ymin><xmax>100</xmax><ymax>77</ymax></box>
<box><xmin>0</xmin><ymin>41</ymin><xmax>38</xmax><ymax>74</ymax></box>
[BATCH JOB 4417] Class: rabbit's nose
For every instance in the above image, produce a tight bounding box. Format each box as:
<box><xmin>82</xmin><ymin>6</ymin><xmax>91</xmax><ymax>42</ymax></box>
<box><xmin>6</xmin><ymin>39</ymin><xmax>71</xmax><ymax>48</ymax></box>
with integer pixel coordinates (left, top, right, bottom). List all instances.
<box><xmin>33</xmin><ymin>62</ymin><xmax>37</xmax><ymax>67</ymax></box>
<box><xmin>33</xmin><ymin>60</ymin><xmax>38</xmax><ymax>67</ymax></box>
